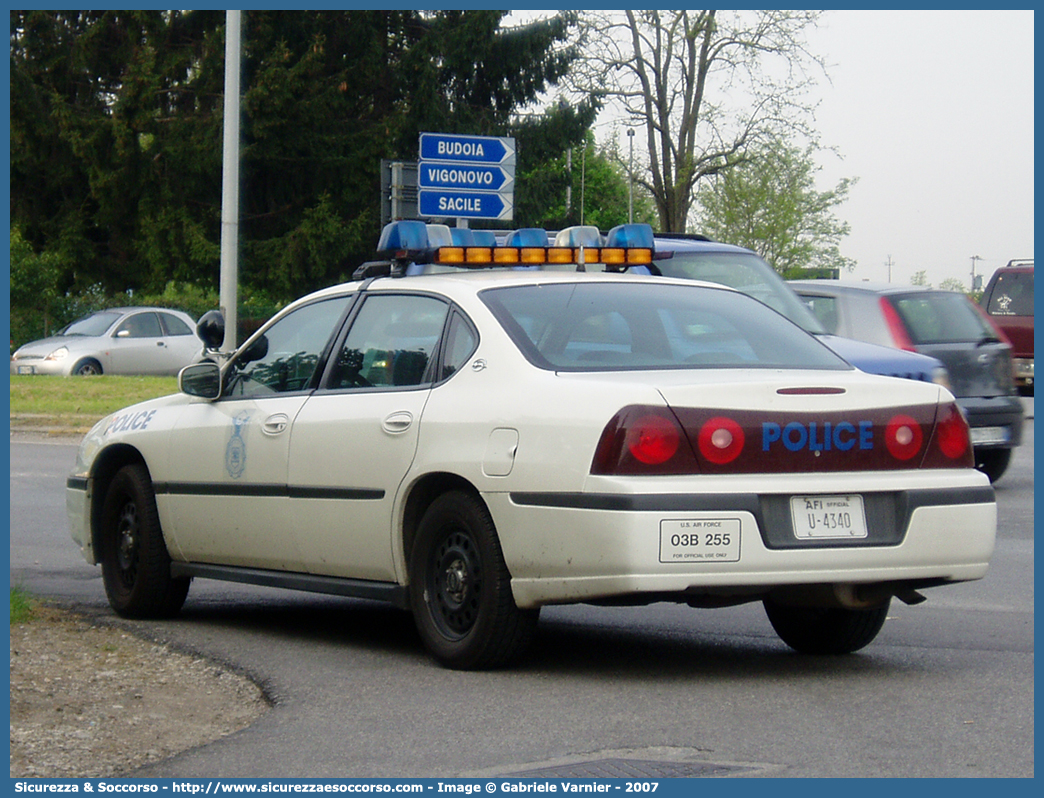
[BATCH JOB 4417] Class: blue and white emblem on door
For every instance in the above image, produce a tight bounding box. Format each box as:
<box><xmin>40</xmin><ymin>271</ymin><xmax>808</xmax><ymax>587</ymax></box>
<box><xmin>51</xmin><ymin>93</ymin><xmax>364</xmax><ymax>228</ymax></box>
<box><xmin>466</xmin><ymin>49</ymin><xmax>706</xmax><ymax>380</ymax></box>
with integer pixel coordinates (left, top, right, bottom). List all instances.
<box><xmin>226</xmin><ymin>411</ymin><xmax>251</xmax><ymax>479</ymax></box>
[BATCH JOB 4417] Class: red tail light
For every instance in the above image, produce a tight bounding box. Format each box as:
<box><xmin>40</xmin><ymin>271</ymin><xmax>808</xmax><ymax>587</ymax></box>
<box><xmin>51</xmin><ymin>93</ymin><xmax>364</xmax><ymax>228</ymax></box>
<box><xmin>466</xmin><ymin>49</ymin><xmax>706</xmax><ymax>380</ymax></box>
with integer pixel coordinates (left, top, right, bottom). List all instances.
<box><xmin>628</xmin><ymin>413</ymin><xmax>681</xmax><ymax>464</ymax></box>
<box><xmin>697</xmin><ymin>416</ymin><xmax>746</xmax><ymax>464</ymax></box>
<box><xmin>927</xmin><ymin>402</ymin><xmax>972</xmax><ymax>465</ymax></box>
<box><xmin>878</xmin><ymin>297</ymin><xmax>916</xmax><ymax>351</ymax></box>
<box><xmin>884</xmin><ymin>414</ymin><xmax>924</xmax><ymax>461</ymax></box>
<box><xmin>591</xmin><ymin>406</ymin><xmax>699</xmax><ymax>475</ymax></box>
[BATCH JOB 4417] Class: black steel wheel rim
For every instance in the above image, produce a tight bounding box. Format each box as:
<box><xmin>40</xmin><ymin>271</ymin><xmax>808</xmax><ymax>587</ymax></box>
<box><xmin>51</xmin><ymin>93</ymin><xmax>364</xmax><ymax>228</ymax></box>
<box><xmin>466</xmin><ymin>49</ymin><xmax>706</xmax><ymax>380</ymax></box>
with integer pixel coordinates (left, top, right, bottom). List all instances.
<box><xmin>115</xmin><ymin>499</ymin><xmax>139</xmax><ymax>588</ymax></box>
<box><xmin>428</xmin><ymin>529</ymin><xmax>482</xmax><ymax>639</ymax></box>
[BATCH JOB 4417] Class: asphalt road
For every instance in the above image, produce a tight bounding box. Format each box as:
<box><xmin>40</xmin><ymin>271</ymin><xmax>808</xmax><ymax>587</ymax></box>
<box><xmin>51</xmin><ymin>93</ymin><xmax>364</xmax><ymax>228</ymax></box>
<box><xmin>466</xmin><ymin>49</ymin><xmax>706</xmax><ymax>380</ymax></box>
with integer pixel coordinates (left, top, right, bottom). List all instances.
<box><xmin>8</xmin><ymin>406</ymin><xmax>1034</xmax><ymax>778</ymax></box>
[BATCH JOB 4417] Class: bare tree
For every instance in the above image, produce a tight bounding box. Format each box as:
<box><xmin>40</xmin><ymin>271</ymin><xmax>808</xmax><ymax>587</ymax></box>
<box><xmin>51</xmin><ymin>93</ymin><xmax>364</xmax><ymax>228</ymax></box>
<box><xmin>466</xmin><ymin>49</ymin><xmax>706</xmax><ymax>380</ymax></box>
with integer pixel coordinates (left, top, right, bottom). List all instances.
<box><xmin>574</xmin><ymin>10</ymin><xmax>826</xmax><ymax>232</ymax></box>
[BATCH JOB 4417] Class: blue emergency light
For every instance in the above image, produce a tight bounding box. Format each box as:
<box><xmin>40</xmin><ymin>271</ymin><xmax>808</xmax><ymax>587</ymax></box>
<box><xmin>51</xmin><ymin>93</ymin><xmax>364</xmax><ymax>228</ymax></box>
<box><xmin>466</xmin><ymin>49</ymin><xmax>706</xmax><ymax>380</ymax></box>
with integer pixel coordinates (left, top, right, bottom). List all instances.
<box><xmin>376</xmin><ymin>219</ymin><xmax>428</xmax><ymax>253</ymax></box>
<box><xmin>449</xmin><ymin>228</ymin><xmax>476</xmax><ymax>246</ymax></box>
<box><xmin>606</xmin><ymin>223</ymin><xmax>655</xmax><ymax>250</ymax></box>
<box><xmin>368</xmin><ymin>220</ymin><xmax>655</xmax><ymax>277</ymax></box>
<box><xmin>504</xmin><ymin>228</ymin><xmax>550</xmax><ymax>248</ymax></box>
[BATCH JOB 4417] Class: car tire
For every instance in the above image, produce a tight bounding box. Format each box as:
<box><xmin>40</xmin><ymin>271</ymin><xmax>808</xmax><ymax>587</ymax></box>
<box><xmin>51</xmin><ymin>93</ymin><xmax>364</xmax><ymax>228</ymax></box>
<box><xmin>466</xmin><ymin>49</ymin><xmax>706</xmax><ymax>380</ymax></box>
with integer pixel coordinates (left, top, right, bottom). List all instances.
<box><xmin>975</xmin><ymin>447</ymin><xmax>1012</xmax><ymax>483</ymax></box>
<box><xmin>72</xmin><ymin>358</ymin><xmax>103</xmax><ymax>376</ymax></box>
<box><xmin>99</xmin><ymin>464</ymin><xmax>190</xmax><ymax>619</ymax></box>
<box><xmin>409</xmin><ymin>490</ymin><xmax>539</xmax><ymax>670</ymax></box>
<box><xmin>763</xmin><ymin>597</ymin><xmax>890</xmax><ymax>655</ymax></box>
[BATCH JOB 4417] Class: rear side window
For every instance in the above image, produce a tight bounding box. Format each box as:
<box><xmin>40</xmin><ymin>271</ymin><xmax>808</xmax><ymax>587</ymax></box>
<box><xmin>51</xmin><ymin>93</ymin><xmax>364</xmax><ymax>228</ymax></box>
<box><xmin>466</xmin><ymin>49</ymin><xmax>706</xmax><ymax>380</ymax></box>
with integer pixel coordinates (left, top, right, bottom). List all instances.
<box><xmin>986</xmin><ymin>271</ymin><xmax>1034</xmax><ymax>317</ymax></box>
<box><xmin>159</xmin><ymin>312</ymin><xmax>194</xmax><ymax>336</ymax></box>
<box><xmin>800</xmin><ymin>295</ymin><xmax>841</xmax><ymax>334</ymax></box>
<box><xmin>480</xmin><ymin>282</ymin><xmax>848</xmax><ymax>372</ymax></box>
<box><xmin>440</xmin><ymin>312</ymin><xmax>478</xmax><ymax>381</ymax></box>
<box><xmin>891</xmin><ymin>293</ymin><xmax>995</xmax><ymax>345</ymax></box>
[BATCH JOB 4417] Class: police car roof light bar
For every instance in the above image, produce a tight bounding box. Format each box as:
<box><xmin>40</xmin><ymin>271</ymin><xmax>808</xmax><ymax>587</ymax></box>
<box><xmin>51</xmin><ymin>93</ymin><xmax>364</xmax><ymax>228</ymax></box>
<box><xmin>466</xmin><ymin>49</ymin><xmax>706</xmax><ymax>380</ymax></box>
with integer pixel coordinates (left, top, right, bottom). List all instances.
<box><xmin>371</xmin><ymin>221</ymin><xmax>656</xmax><ymax>276</ymax></box>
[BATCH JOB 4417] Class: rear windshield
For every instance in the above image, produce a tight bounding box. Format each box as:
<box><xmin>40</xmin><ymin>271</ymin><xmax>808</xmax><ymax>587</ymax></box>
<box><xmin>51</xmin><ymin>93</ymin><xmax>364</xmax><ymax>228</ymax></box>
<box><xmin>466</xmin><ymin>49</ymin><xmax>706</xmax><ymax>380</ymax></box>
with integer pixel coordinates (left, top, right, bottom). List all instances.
<box><xmin>480</xmin><ymin>282</ymin><xmax>848</xmax><ymax>372</ymax></box>
<box><xmin>985</xmin><ymin>270</ymin><xmax>1034</xmax><ymax>317</ymax></box>
<box><xmin>891</xmin><ymin>292</ymin><xmax>998</xmax><ymax>345</ymax></box>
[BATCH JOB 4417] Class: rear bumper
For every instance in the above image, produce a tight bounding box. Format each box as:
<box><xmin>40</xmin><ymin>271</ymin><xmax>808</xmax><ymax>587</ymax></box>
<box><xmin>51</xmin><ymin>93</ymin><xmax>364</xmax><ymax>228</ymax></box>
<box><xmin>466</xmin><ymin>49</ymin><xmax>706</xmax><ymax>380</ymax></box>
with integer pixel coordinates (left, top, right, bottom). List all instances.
<box><xmin>958</xmin><ymin>395</ymin><xmax>1025</xmax><ymax>448</ymax></box>
<box><xmin>487</xmin><ymin>477</ymin><xmax>996</xmax><ymax>609</ymax></box>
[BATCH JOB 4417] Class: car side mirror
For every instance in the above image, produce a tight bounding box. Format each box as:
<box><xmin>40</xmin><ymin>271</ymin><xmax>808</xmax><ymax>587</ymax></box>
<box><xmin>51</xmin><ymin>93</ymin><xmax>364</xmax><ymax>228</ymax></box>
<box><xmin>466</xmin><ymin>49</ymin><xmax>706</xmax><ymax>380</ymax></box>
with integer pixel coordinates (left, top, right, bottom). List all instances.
<box><xmin>179</xmin><ymin>361</ymin><xmax>221</xmax><ymax>399</ymax></box>
<box><xmin>196</xmin><ymin>310</ymin><xmax>225</xmax><ymax>351</ymax></box>
<box><xmin>239</xmin><ymin>334</ymin><xmax>269</xmax><ymax>364</ymax></box>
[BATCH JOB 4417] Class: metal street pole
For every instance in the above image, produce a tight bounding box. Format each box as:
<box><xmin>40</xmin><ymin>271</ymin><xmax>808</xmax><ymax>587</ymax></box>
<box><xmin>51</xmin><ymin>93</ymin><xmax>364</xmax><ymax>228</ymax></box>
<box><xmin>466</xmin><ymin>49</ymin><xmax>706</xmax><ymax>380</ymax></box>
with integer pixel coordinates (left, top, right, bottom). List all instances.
<box><xmin>219</xmin><ymin>10</ymin><xmax>242</xmax><ymax>353</ymax></box>
<box><xmin>627</xmin><ymin>128</ymin><xmax>635</xmax><ymax>224</ymax></box>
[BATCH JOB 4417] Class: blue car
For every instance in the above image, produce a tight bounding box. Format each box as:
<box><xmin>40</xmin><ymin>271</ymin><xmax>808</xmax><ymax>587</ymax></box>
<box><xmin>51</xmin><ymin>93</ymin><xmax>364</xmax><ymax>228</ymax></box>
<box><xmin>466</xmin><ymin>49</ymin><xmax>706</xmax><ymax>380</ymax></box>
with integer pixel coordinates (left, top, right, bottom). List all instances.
<box><xmin>652</xmin><ymin>235</ymin><xmax>951</xmax><ymax>387</ymax></box>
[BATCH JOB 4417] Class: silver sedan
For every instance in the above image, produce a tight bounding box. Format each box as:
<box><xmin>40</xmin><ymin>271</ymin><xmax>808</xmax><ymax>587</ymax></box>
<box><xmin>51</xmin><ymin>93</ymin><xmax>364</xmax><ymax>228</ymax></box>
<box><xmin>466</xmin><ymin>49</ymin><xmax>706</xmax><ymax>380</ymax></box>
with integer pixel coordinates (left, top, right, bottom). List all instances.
<box><xmin>10</xmin><ymin>307</ymin><xmax>203</xmax><ymax>376</ymax></box>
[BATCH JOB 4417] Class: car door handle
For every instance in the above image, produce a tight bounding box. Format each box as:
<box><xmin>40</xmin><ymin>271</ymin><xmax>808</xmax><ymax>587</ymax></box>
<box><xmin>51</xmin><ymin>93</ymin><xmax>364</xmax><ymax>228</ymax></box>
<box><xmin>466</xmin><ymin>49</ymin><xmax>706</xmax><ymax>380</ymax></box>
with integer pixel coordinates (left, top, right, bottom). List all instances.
<box><xmin>262</xmin><ymin>413</ymin><xmax>290</xmax><ymax>436</ymax></box>
<box><xmin>382</xmin><ymin>411</ymin><xmax>413</xmax><ymax>434</ymax></box>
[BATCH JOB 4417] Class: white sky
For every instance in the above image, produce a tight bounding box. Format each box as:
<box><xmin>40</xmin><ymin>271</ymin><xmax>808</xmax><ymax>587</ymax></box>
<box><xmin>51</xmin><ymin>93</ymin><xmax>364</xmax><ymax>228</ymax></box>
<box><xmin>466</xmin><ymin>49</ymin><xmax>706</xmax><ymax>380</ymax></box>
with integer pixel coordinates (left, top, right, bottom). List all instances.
<box><xmin>805</xmin><ymin>9</ymin><xmax>1034</xmax><ymax>288</ymax></box>
<box><xmin>527</xmin><ymin>9</ymin><xmax>1035</xmax><ymax>288</ymax></box>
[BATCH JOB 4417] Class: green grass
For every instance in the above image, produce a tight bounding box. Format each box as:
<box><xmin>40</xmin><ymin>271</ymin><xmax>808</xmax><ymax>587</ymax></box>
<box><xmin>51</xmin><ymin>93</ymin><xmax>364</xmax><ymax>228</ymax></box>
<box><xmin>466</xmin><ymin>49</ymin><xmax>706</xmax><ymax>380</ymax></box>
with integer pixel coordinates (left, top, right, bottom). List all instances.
<box><xmin>10</xmin><ymin>374</ymin><xmax>178</xmax><ymax>430</ymax></box>
<box><xmin>10</xmin><ymin>587</ymin><xmax>37</xmax><ymax>624</ymax></box>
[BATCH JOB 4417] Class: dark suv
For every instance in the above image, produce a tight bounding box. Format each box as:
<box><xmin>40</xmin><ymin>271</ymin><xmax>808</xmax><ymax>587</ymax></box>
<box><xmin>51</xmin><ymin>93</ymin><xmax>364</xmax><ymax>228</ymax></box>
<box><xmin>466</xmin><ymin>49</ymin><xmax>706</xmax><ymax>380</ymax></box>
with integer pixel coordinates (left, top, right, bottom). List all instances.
<box><xmin>789</xmin><ymin>280</ymin><xmax>1024</xmax><ymax>483</ymax></box>
<box><xmin>980</xmin><ymin>260</ymin><xmax>1033</xmax><ymax>394</ymax></box>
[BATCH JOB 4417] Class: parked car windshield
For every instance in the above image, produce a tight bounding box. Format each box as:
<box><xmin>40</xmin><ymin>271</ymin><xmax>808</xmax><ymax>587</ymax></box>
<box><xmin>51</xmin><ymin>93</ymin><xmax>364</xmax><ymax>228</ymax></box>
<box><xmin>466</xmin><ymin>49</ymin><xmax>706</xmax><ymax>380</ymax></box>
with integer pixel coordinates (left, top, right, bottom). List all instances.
<box><xmin>480</xmin><ymin>282</ymin><xmax>848</xmax><ymax>372</ymax></box>
<box><xmin>59</xmin><ymin>311</ymin><xmax>123</xmax><ymax>337</ymax></box>
<box><xmin>655</xmin><ymin>250</ymin><xmax>828</xmax><ymax>334</ymax></box>
<box><xmin>892</xmin><ymin>292</ymin><xmax>999</xmax><ymax>345</ymax></box>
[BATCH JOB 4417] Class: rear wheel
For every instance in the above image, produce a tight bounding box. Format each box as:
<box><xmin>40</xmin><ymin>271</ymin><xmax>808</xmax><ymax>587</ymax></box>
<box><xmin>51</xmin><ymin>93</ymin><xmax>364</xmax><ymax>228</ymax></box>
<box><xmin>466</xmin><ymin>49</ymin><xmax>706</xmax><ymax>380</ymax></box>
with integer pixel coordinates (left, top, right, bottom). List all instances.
<box><xmin>409</xmin><ymin>491</ymin><xmax>538</xmax><ymax>669</ymax></box>
<box><xmin>764</xmin><ymin>598</ymin><xmax>890</xmax><ymax>655</ymax></box>
<box><xmin>99</xmin><ymin>464</ymin><xmax>190</xmax><ymax>618</ymax></box>
<box><xmin>975</xmin><ymin>447</ymin><xmax>1012</xmax><ymax>483</ymax></box>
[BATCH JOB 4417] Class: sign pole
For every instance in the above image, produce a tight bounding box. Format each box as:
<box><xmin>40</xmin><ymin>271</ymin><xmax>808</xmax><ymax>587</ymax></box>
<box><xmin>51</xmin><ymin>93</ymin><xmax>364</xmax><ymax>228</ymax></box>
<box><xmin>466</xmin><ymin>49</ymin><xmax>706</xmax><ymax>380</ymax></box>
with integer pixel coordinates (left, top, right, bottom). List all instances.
<box><xmin>219</xmin><ymin>10</ymin><xmax>241</xmax><ymax>353</ymax></box>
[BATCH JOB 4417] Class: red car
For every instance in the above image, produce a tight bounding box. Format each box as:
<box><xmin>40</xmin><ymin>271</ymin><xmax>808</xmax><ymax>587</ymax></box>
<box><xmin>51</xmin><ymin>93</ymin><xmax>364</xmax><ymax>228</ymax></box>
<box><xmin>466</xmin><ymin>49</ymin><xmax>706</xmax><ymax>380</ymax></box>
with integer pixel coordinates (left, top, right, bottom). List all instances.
<box><xmin>980</xmin><ymin>260</ymin><xmax>1033</xmax><ymax>394</ymax></box>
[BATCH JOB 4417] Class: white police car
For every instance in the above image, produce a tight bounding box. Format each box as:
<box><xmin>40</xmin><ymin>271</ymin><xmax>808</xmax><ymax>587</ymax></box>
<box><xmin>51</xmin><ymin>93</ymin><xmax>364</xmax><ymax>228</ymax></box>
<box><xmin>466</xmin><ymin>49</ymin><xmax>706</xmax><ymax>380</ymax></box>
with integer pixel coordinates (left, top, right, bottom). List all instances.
<box><xmin>67</xmin><ymin>222</ymin><xmax>996</xmax><ymax>669</ymax></box>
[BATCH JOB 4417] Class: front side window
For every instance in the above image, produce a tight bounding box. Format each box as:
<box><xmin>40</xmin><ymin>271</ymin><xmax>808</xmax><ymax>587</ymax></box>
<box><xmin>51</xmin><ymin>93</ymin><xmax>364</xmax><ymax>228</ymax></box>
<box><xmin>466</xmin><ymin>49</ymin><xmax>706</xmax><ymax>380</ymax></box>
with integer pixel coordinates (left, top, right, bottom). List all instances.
<box><xmin>115</xmin><ymin>312</ymin><xmax>162</xmax><ymax>338</ymax></box>
<box><xmin>327</xmin><ymin>294</ymin><xmax>449</xmax><ymax>389</ymax></box>
<box><xmin>224</xmin><ymin>296</ymin><xmax>351</xmax><ymax>398</ymax></box>
<box><xmin>481</xmin><ymin>282</ymin><xmax>847</xmax><ymax>372</ymax></box>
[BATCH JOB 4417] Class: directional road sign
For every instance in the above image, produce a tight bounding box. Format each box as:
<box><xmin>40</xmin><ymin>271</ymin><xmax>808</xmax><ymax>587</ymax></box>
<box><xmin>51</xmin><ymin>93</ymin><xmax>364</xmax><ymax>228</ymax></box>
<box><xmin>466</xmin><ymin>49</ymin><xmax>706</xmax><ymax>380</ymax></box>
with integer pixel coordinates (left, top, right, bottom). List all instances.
<box><xmin>419</xmin><ymin>133</ymin><xmax>516</xmax><ymax>166</ymax></box>
<box><xmin>418</xmin><ymin>132</ymin><xmax>516</xmax><ymax>221</ymax></box>
<box><xmin>418</xmin><ymin>189</ymin><xmax>514</xmax><ymax>221</ymax></box>
<box><xmin>418</xmin><ymin>162</ymin><xmax>514</xmax><ymax>193</ymax></box>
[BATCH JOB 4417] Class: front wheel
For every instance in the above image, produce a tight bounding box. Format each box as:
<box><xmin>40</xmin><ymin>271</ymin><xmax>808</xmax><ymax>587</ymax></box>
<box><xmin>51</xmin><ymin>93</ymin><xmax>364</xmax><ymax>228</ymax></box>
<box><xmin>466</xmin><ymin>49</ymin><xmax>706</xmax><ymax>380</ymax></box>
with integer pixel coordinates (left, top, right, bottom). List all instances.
<box><xmin>409</xmin><ymin>491</ymin><xmax>538</xmax><ymax>669</ymax></box>
<box><xmin>764</xmin><ymin>598</ymin><xmax>890</xmax><ymax>655</ymax></box>
<box><xmin>99</xmin><ymin>464</ymin><xmax>190</xmax><ymax>618</ymax></box>
<box><xmin>72</xmin><ymin>358</ymin><xmax>103</xmax><ymax>376</ymax></box>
